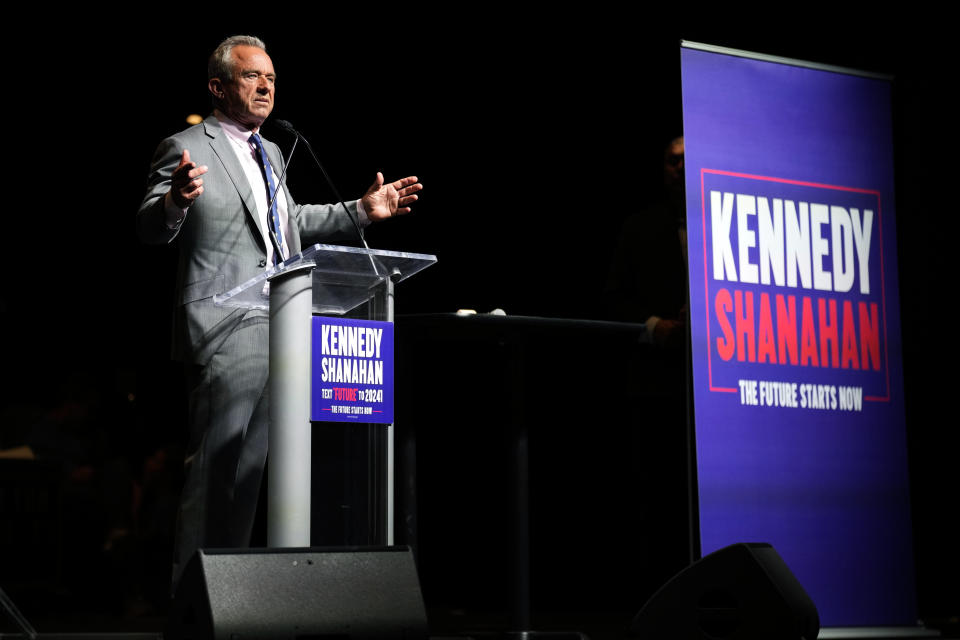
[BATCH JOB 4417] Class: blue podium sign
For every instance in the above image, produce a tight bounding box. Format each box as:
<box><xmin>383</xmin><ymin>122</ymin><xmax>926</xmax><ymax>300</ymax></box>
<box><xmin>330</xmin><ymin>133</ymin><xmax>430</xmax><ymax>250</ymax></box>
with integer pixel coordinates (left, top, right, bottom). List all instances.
<box><xmin>682</xmin><ymin>43</ymin><xmax>916</xmax><ymax>626</ymax></box>
<box><xmin>311</xmin><ymin>317</ymin><xmax>394</xmax><ymax>424</ymax></box>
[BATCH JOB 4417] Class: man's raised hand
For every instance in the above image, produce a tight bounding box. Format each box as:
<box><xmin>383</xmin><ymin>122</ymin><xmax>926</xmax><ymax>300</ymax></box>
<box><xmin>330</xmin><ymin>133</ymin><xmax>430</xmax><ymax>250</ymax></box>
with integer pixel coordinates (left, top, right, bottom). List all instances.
<box><xmin>170</xmin><ymin>149</ymin><xmax>208</xmax><ymax>209</ymax></box>
<box><xmin>361</xmin><ymin>172</ymin><xmax>422</xmax><ymax>221</ymax></box>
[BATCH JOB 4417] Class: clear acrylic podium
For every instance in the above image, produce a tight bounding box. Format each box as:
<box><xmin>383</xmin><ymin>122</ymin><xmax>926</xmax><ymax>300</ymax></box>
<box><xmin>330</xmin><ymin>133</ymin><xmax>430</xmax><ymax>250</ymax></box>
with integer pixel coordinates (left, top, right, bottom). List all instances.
<box><xmin>214</xmin><ymin>243</ymin><xmax>436</xmax><ymax>548</ymax></box>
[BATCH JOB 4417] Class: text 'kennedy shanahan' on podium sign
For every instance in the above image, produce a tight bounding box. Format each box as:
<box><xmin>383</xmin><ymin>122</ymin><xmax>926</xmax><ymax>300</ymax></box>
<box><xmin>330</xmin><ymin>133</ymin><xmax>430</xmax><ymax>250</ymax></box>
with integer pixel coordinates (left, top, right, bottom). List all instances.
<box><xmin>312</xmin><ymin>316</ymin><xmax>394</xmax><ymax>423</ymax></box>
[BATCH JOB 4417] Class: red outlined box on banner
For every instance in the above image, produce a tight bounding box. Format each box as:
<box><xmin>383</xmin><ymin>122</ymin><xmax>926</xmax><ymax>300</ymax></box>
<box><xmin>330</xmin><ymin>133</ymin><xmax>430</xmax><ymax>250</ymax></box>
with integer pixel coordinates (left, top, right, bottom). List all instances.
<box><xmin>698</xmin><ymin>168</ymin><xmax>891</xmax><ymax>402</ymax></box>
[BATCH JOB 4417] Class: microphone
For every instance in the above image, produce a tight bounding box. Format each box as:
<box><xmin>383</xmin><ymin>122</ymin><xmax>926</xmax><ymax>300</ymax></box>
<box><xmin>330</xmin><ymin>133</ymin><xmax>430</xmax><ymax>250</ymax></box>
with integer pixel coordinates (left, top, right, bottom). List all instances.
<box><xmin>273</xmin><ymin>119</ymin><xmax>369</xmax><ymax>250</ymax></box>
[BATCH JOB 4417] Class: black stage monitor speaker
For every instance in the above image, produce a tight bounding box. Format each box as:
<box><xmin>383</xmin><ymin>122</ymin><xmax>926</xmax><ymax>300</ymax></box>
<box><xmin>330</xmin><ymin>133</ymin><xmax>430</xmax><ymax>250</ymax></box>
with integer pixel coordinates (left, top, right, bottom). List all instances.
<box><xmin>166</xmin><ymin>546</ymin><xmax>428</xmax><ymax>640</ymax></box>
<box><xmin>629</xmin><ymin>542</ymin><xmax>819</xmax><ymax>640</ymax></box>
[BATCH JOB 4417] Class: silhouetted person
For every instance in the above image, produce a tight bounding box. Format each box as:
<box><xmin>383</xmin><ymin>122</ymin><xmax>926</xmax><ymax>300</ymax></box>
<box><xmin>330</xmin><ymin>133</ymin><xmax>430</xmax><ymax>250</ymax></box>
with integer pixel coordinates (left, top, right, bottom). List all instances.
<box><xmin>606</xmin><ymin>136</ymin><xmax>687</xmax><ymax>347</ymax></box>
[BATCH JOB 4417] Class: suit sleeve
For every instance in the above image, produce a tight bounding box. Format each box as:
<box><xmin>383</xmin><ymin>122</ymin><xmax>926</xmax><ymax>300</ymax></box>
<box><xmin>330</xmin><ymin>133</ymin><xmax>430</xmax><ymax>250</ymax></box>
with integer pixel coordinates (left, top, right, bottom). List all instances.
<box><xmin>291</xmin><ymin>199</ymin><xmax>360</xmax><ymax>247</ymax></box>
<box><xmin>137</xmin><ymin>136</ymin><xmax>186</xmax><ymax>245</ymax></box>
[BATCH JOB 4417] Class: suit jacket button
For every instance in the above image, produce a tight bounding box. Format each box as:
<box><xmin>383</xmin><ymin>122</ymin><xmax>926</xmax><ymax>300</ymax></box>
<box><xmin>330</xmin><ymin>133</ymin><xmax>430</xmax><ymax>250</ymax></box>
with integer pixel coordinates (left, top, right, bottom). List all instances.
<box><xmin>258</xmin><ymin>258</ymin><xmax>267</xmax><ymax>267</ymax></box>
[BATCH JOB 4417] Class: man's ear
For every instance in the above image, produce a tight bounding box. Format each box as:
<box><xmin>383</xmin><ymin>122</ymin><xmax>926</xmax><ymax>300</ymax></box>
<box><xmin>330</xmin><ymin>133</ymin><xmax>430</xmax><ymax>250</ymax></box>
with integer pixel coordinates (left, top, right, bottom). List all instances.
<box><xmin>208</xmin><ymin>77</ymin><xmax>224</xmax><ymax>99</ymax></box>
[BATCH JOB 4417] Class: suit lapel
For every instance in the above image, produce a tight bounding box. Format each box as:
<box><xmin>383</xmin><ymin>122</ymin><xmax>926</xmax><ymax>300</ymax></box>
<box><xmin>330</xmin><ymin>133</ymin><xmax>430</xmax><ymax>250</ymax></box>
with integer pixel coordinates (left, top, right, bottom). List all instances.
<box><xmin>203</xmin><ymin>116</ymin><xmax>268</xmax><ymax>248</ymax></box>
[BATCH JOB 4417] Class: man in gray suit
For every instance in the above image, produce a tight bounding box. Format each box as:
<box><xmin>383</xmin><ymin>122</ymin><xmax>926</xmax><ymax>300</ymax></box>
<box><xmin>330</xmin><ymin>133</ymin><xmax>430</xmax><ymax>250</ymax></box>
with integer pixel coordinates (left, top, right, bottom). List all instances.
<box><xmin>137</xmin><ymin>35</ymin><xmax>422</xmax><ymax>586</ymax></box>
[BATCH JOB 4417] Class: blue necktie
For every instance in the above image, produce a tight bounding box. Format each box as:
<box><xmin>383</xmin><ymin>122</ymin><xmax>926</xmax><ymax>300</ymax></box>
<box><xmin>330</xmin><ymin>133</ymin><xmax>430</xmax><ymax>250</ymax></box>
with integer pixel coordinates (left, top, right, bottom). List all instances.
<box><xmin>249</xmin><ymin>133</ymin><xmax>285</xmax><ymax>263</ymax></box>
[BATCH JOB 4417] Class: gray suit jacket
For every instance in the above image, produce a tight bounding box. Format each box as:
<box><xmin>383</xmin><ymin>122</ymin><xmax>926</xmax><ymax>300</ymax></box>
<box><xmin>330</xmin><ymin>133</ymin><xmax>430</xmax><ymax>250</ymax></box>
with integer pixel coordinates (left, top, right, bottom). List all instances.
<box><xmin>137</xmin><ymin>114</ymin><xmax>356</xmax><ymax>365</ymax></box>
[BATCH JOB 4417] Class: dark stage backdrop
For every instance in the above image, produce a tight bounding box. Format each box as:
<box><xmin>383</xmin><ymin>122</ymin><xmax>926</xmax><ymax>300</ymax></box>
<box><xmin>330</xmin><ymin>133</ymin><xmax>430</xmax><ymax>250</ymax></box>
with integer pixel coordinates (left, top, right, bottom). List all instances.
<box><xmin>3</xmin><ymin>11</ymin><xmax>955</xmax><ymax>627</ymax></box>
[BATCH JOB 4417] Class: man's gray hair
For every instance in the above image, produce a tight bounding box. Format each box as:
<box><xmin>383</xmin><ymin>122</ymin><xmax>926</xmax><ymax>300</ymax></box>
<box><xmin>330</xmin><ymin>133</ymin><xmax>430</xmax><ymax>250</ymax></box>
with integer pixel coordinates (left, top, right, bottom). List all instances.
<box><xmin>208</xmin><ymin>35</ymin><xmax>267</xmax><ymax>81</ymax></box>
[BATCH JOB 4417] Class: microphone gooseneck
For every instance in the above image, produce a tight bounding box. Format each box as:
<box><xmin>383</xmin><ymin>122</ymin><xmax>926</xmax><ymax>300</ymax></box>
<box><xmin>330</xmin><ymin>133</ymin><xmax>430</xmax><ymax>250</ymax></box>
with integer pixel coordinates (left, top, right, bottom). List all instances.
<box><xmin>272</xmin><ymin>119</ymin><xmax>369</xmax><ymax>251</ymax></box>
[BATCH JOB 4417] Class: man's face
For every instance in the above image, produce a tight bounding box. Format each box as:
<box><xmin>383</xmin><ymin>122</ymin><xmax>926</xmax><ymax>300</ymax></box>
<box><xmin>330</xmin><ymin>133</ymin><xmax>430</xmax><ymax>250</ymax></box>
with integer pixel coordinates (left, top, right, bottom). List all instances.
<box><xmin>210</xmin><ymin>45</ymin><xmax>276</xmax><ymax>129</ymax></box>
<box><xmin>664</xmin><ymin>137</ymin><xmax>685</xmax><ymax>189</ymax></box>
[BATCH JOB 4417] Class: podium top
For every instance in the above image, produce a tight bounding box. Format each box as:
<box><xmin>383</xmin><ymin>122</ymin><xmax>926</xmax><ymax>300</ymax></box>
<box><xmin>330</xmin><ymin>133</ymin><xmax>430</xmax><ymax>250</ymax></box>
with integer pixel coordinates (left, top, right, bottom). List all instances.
<box><xmin>213</xmin><ymin>243</ymin><xmax>437</xmax><ymax>313</ymax></box>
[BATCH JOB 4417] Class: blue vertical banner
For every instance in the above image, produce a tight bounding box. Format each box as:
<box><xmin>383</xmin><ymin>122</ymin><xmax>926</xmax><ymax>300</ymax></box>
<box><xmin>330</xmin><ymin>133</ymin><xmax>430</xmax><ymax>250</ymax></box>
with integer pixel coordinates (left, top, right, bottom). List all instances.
<box><xmin>311</xmin><ymin>317</ymin><xmax>394</xmax><ymax>424</ymax></box>
<box><xmin>681</xmin><ymin>43</ymin><xmax>916</xmax><ymax>626</ymax></box>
